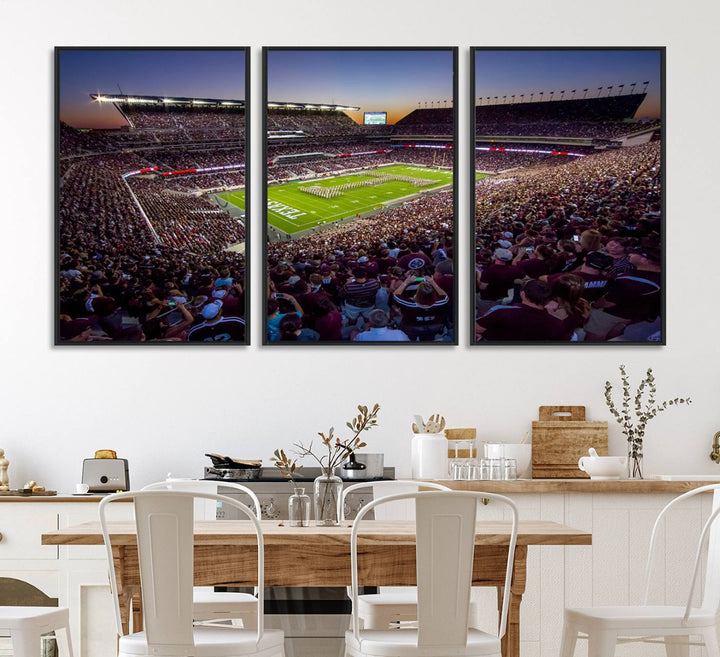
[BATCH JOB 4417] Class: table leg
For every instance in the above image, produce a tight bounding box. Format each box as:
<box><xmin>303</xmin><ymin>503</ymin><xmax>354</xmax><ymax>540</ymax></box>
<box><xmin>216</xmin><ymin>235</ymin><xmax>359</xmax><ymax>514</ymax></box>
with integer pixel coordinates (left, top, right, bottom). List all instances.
<box><xmin>501</xmin><ymin>546</ymin><xmax>527</xmax><ymax>657</ymax></box>
<box><xmin>113</xmin><ymin>546</ymin><xmax>143</xmax><ymax>635</ymax></box>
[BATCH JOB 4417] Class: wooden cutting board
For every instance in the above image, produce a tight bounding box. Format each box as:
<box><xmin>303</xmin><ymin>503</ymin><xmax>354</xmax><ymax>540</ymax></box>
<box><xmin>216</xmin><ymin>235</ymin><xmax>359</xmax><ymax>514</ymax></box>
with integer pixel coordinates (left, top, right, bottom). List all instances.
<box><xmin>531</xmin><ymin>406</ymin><xmax>608</xmax><ymax>478</ymax></box>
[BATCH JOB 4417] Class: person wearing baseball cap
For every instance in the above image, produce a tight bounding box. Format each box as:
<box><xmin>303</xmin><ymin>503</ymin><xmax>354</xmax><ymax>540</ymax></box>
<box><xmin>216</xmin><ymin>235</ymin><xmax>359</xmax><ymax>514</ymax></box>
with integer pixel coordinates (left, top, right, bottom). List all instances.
<box><xmin>187</xmin><ymin>300</ymin><xmax>245</xmax><ymax>342</ymax></box>
<box><xmin>476</xmin><ymin>248</ymin><xmax>524</xmax><ymax>316</ymax></box>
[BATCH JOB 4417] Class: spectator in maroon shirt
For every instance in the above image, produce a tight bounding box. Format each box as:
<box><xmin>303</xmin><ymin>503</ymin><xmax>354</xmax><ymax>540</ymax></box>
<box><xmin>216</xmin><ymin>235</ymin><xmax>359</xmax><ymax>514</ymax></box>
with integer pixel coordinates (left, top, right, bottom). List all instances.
<box><xmin>585</xmin><ymin>246</ymin><xmax>661</xmax><ymax>341</ymax></box>
<box><xmin>313</xmin><ymin>296</ymin><xmax>343</xmax><ymax>341</ymax></box>
<box><xmin>476</xmin><ymin>247</ymin><xmax>524</xmax><ymax>316</ymax></box>
<box><xmin>545</xmin><ymin>251</ymin><xmax>613</xmax><ymax>302</ymax></box>
<box><xmin>393</xmin><ymin>272</ymin><xmax>449</xmax><ymax>341</ymax></box>
<box><xmin>476</xmin><ymin>279</ymin><xmax>566</xmax><ymax>342</ymax></box>
<box><xmin>397</xmin><ymin>244</ymin><xmax>432</xmax><ymax>273</ymax></box>
<box><xmin>342</xmin><ymin>267</ymin><xmax>380</xmax><ymax>324</ymax></box>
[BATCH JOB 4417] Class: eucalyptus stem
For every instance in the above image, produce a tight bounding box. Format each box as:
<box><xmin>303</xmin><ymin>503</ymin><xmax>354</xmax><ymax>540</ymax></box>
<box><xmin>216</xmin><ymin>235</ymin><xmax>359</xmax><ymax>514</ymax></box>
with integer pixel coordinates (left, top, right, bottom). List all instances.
<box><xmin>604</xmin><ymin>365</ymin><xmax>691</xmax><ymax>478</ymax></box>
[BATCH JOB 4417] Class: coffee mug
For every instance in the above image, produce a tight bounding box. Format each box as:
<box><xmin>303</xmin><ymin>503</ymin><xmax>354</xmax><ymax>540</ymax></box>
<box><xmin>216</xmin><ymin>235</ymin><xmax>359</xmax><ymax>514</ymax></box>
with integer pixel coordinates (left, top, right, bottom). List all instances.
<box><xmin>75</xmin><ymin>483</ymin><xmax>90</xmax><ymax>494</ymax></box>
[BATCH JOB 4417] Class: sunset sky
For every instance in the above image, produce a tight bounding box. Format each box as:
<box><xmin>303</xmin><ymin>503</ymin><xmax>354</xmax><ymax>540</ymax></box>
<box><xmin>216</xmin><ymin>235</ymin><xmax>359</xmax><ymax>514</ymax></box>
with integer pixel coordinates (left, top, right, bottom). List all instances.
<box><xmin>266</xmin><ymin>49</ymin><xmax>454</xmax><ymax>124</ymax></box>
<box><xmin>474</xmin><ymin>49</ymin><xmax>662</xmax><ymax>119</ymax></box>
<box><xmin>58</xmin><ymin>49</ymin><xmax>247</xmax><ymax>129</ymax></box>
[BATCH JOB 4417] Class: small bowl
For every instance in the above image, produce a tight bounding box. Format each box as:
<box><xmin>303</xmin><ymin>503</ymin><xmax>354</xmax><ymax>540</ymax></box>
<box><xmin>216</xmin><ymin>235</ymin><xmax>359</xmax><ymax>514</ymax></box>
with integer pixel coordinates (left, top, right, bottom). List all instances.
<box><xmin>578</xmin><ymin>455</ymin><xmax>627</xmax><ymax>480</ymax></box>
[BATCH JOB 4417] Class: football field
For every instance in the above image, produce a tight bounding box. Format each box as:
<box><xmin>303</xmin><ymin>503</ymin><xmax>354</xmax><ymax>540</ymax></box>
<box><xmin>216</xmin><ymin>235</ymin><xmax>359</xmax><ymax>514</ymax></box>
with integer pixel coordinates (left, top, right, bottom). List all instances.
<box><xmin>219</xmin><ymin>164</ymin><xmax>453</xmax><ymax>235</ymax></box>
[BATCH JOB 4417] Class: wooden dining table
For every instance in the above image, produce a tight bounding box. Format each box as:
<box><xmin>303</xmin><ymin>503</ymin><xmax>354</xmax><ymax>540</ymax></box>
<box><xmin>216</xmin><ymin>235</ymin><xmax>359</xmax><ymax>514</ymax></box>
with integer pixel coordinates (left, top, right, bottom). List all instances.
<box><xmin>42</xmin><ymin>519</ymin><xmax>590</xmax><ymax>657</ymax></box>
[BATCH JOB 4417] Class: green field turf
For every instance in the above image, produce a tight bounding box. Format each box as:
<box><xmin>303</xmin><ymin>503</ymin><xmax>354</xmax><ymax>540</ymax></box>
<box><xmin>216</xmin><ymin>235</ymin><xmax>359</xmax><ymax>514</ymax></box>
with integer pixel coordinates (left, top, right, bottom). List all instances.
<box><xmin>219</xmin><ymin>164</ymin><xmax>452</xmax><ymax>235</ymax></box>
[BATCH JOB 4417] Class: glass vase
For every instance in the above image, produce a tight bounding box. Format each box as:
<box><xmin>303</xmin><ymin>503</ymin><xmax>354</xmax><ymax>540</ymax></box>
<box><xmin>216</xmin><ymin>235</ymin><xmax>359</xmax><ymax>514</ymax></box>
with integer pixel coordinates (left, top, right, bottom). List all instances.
<box><xmin>628</xmin><ymin>442</ymin><xmax>643</xmax><ymax>479</ymax></box>
<box><xmin>288</xmin><ymin>487</ymin><xmax>311</xmax><ymax>527</ymax></box>
<box><xmin>313</xmin><ymin>471</ymin><xmax>343</xmax><ymax>526</ymax></box>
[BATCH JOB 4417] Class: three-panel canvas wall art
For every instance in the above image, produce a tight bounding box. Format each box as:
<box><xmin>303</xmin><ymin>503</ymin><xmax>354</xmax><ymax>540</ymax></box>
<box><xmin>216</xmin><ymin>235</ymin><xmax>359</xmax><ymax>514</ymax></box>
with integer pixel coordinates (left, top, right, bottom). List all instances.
<box><xmin>56</xmin><ymin>47</ymin><xmax>663</xmax><ymax>345</ymax></box>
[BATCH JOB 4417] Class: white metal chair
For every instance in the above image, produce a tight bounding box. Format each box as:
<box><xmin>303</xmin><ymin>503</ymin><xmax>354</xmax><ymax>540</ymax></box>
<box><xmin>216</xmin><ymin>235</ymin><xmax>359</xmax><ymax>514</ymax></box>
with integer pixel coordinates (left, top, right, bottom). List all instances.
<box><xmin>345</xmin><ymin>490</ymin><xmax>518</xmax><ymax>657</ymax></box>
<box><xmin>340</xmin><ymin>480</ymin><xmax>452</xmax><ymax>630</ymax></box>
<box><xmin>143</xmin><ymin>478</ymin><xmax>261</xmax><ymax>627</ymax></box>
<box><xmin>560</xmin><ymin>483</ymin><xmax>720</xmax><ymax>657</ymax></box>
<box><xmin>99</xmin><ymin>490</ymin><xmax>285</xmax><ymax>657</ymax></box>
<box><xmin>0</xmin><ymin>606</ymin><xmax>73</xmax><ymax>657</ymax></box>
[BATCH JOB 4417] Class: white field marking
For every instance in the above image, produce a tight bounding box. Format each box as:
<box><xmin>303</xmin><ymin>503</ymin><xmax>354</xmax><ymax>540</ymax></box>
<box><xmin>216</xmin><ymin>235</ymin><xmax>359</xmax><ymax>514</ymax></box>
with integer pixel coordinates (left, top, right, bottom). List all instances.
<box><xmin>331</xmin><ymin>205</ymin><xmax>339</xmax><ymax>208</ymax></box>
<box><xmin>266</xmin><ymin>199</ymin><xmax>306</xmax><ymax>221</ymax></box>
<box><xmin>351</xmin><ymin>200</ymin><xmax>359</xmax><ymax>203</ymax></box>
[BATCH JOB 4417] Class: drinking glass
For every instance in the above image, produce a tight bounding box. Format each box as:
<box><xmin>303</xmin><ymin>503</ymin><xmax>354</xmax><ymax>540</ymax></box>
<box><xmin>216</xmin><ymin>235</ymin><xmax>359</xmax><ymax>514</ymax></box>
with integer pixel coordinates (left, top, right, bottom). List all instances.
<box><xmin>503</xmin><ymin>458</ymin><xmax>518</xmax><ymax>480</ymax></box>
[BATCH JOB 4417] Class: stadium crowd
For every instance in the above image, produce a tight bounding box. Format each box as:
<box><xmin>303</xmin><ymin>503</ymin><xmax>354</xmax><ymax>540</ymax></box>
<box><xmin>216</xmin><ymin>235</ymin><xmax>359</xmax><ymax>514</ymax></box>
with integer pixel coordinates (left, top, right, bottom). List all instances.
<box><xmin>473</xmin><ymin>142</ymin><xmax>662</xmax><ymax>342</ymax></box>
<box><xmin>58</xmin><ymin>114</ymin><xmax>248</xmax><ymax>342</ymax></box>
<box><xmin>266</xmin><ymin>191</ymin><xmax>455</xmax><ymax>342</ymax></box>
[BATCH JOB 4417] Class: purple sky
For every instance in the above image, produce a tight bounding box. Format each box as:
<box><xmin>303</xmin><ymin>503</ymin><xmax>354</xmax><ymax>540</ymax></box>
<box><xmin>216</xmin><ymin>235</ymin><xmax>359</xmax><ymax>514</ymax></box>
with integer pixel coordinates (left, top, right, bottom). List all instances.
<box><xmin>59</xmin><ymin>49</ymin><xmax>246</xmax><ymax>129</ymax></box>
<box><xmin>474</xmin><ymin>49</ymin><xmax>662</xmax><ymax>118</ymax></box>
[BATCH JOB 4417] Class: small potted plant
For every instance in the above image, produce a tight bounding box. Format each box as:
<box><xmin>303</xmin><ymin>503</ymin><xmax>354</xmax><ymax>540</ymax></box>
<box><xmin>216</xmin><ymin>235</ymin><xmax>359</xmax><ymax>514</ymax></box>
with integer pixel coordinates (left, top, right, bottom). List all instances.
<box><xmin>604</xmin><ymin>365</ymin><xmax>691</xmax><ymax>478</ymax></box>
<box><xmin>275</xmin><ymin>403</ymin><xmax>380</xmax><ymax>526</ymax></box>
<box><xmin>271</xmin><ymin>450</ymin><xmax>310</xmax><ymax>527</ymax></box>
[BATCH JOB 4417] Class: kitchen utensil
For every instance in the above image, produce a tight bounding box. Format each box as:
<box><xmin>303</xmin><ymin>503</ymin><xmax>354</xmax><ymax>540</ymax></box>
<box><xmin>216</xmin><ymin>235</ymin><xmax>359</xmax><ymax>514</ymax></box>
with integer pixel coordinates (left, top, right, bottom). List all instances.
<box><xmin>413</xmin><ymin>415</ymin><xmax>425</xmax><ymax>430</ymax></box>
<box><xmin>205</xmin><ymin>466</ymin><xmax>262</xmax><ymax>480</ymax></box>
<box><xmin>531</xmin><ymin>406</ymin><xmax>608</xmax><ymax>478</ymax></box>
<box><xmin>577</xmin><ymin>454</ymin><xmax>627</xmax><ymax>480</ymax></box>
<box><xmin>424</xmin><ymin>414</ymin><xmax>446</xmax><ymax>434</ymax></box>
<box><xmin>204</xmin><ymin>453</ymin><xmax>262</xmax><ymax>469</ymax></box>
<box><xmin>412</xmin><ymin>423</ymin><xmax>421</xmax><ymax>434</ymax></box>
<box><xmin>337</xmin><ymin>453</ymin><xmax>384</xmax><ymax>480</ymax></box>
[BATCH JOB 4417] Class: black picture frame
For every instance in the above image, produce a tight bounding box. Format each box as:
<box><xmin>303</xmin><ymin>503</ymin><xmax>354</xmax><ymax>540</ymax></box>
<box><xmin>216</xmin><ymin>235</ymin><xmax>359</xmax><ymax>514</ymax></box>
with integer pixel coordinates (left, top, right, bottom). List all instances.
<box><xmin>55</xmin><ymin>46</ymin><xmax>250</xmax><ymax>345</ymax></box>
<box><xmin>262</xmin><ymin>46</ymin><xmax>458</xmax><ymax>345</ymax></box>
<box><xmin>470</xmin><ymin>47</ymin><xmax>665</xmax><ymax>345</ymax></box>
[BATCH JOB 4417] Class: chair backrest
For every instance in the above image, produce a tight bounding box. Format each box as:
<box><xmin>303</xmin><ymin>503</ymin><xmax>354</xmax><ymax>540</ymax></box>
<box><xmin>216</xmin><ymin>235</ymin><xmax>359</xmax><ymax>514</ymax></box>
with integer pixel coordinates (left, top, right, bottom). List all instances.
<box><xmin>99</xmin><ymin>490</ymin><xmax>264</xmax><ymax>651</ymax></box>
<box><xmin>349</xmin><ymin>490</ymin><xmax>518</xmax><ymax>648</ymax></box>
<box><xmin>642</xmin><ymin>483</ymin><xmax>720</xmax><ymax>618</ymax></box>
<box><xmin>143</xmin><ymin>478</ymin><xmax>261</xmax><ymax>520</ymax></box>
<box><xmin>340</xmin><ymin>479</ymin><xmax>451</xmax><ymax>521</ymax></box>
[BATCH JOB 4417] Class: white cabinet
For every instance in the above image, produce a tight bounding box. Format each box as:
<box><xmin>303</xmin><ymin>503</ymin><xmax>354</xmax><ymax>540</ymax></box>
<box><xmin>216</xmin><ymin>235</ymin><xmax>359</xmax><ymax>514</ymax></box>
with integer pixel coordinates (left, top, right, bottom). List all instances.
<box><xmin>0</xmin><ymin>498</ymin><xmax>133</xmax><ymax>657</ymax></box>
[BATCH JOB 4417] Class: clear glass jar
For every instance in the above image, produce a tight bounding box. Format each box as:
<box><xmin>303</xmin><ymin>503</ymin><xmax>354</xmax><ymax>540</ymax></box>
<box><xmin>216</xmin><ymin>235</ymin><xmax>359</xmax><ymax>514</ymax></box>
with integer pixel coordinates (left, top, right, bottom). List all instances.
<box><xmin>288</xmin><ymin>486</ymin><xmax>311</xmax><ymax>527</ymax></box>
<box><xmin>313</xmin><ymin>470</ymin><xmax>343</xmax><ymax>526</ymax></box>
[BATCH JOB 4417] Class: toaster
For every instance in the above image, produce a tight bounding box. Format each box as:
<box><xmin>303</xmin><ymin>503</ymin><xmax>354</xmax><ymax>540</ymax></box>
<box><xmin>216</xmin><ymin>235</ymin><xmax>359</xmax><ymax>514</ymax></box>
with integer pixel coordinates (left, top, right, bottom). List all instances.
<box><xmin>81</xmin><ymin>458</ymin><xmax>130</xmax><ymax>492</ymax></box>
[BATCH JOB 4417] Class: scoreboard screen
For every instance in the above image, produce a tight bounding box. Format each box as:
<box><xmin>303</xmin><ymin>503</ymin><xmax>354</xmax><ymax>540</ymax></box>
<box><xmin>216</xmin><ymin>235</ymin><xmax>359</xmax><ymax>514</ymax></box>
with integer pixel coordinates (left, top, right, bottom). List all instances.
<box><xmin>363</xmin><ymin>112</ymin><xmax>387</xmax><ymax>125</ymax></box>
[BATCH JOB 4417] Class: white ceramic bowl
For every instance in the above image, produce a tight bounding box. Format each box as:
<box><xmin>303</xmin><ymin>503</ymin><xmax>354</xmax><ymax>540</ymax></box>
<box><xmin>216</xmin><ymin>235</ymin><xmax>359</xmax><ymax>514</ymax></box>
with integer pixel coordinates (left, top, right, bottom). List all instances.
<box><xmin>578</xmin><ymin>455</ymin><xmax>627</xmax><ymax>480</ymax></box>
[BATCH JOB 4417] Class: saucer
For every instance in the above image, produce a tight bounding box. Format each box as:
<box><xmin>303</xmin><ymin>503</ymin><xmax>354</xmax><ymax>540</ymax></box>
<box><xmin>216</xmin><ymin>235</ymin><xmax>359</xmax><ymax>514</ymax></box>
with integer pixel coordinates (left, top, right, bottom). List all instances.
<box><xmin>71</xmin><ymin>492</ymin><xmax>94</xmax><ymax>496</ymax></box>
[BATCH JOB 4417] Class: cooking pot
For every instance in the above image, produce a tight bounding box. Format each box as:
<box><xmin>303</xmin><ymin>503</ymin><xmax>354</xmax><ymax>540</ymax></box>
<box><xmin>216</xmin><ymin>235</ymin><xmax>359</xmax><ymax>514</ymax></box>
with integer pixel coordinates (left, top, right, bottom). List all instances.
<box><xmin>336</xmin><ymin>453</ymin><xmax>384</xmax><ymax>480</ymax></box>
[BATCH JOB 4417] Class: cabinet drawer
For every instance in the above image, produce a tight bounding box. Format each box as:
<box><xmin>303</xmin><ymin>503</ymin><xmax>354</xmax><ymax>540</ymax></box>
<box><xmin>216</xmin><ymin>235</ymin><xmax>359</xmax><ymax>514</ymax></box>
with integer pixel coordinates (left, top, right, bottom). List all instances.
<box><xmin>0</xmin><ymin>507</ymin><xmax>58</xmax><ymax>560</ymax></box>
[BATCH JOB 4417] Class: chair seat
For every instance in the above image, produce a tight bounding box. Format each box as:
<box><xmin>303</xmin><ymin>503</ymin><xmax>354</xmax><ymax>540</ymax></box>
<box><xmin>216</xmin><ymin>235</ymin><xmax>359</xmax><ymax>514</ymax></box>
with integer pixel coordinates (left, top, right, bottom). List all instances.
<box><xmin>119</xmin><ymin>626</ymin><xmax>284</xmax><ymax>656</ymax></box>
<box><xmin>0</xmin><ymin>606</ymin><xmax>69</xmax><ymax>631</ymax></box>
<box><xmin>344</xmin><ymin>628</ymin><xmax>501</xmax><ymax>657</ymax></box>
<box><xmin>566</xmin><ymin>605</ymin><xmax>718</xmax><ymax>631</ymax></box>
<box><xmin>193</xmin><ymin>588</ymin><xmax>258</xmax><ymax>617</ymax></box>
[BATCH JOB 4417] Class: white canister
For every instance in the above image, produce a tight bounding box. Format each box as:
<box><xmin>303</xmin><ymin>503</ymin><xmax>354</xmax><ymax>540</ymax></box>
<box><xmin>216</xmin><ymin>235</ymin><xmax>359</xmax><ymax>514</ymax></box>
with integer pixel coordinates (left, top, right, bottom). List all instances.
<box><xmin>411</xmin><ymin>433</ymin><xmax>449</xmax><ymax>479</ymax></box>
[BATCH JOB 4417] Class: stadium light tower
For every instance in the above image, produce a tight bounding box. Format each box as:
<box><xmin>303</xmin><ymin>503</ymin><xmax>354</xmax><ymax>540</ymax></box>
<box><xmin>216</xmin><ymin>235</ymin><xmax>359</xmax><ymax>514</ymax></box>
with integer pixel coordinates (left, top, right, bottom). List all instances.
<box><xmin>571</xmin><ymin>89</ymin><xmax>576</xmax><ymax>99</ymax></box>
<box><xmin>520</xmin><ymin>94</ymin><xmax>524</xmax><ymax>102</ymax></box>
<box><xmin>560</xmin><ymin>90</ymin><xmax>565</xmax><ymax>100</ymax></box>
<box><xmin>630</xmin><ymin>82</ymin><xmax>637</xmax><ymax>94</ymax></box>
<box><xmin>583</xmin><ymin>88</ymin><xmax>589</xmax><ymax>98</ymax></box>
<box><xmin>511</xmin><ymin>94</ymin><xmax>515</xmax><ymax>103</ymax></box>
<box><xmin>530</xmin><ymin>93</ymin><xmax>534</xmax><ymax>102</ymax></box>
<box><xmin>607</xmin><ymin>86</ymin><xmax>613</xmax><ymax>96</ymax></box>
<box><xmin>617</xmin><ymin>84</ymin><xmax>624</xmax><ymax>95</ymax></box>
<box><xmin>597</xmin><ymin>87</ymin><xmax>603</xmax><ymax>97</ymax></box>
<box><xmin>642</xmin><ymin>80</ymin><xmax>650</xmax><ymax>93</ymax></box>
<box><xmin>502</xmin><ymin>95</ymin><xmax>507</xmax><ymax>103</ymax></box>
<box><xmin>549</xmin><ymin>91</ymin><xmax>554</xmax><ymax>101</ymax></box>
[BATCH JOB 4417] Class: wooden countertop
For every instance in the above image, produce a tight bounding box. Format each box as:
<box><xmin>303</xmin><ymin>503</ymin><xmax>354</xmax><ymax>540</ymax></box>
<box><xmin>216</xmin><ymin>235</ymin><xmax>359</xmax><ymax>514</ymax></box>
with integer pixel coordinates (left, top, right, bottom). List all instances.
<box><xmin>431</xmin><ymin>478</ymin><xmax>720</xmax><ymax>493</ymax></box>
<box><xmin>0</xmin><ymin>495</ymin><xmax>125</xmax><ymax>502</ymax></box>
<box><xmin>42</xmin><ymin>519</ymin><xmax>591</xmax><ymax>547</ymax></box>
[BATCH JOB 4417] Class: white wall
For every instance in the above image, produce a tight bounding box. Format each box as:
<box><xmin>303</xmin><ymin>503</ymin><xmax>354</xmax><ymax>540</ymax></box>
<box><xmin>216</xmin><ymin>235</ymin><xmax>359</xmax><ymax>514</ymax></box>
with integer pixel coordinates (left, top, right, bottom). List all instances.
<box><xmin>1</xmin><ymin>0</ymin><xmax>718</xmax><ymax>493</ymax></box>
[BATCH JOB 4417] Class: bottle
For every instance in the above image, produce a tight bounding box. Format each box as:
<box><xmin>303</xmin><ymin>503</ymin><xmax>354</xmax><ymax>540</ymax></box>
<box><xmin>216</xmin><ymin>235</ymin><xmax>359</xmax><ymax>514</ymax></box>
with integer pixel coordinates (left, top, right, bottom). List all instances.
<box><xmin>288</xmin><ymin>486</ymin><xmax>311</xmax><ymax>527</ymax></box>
